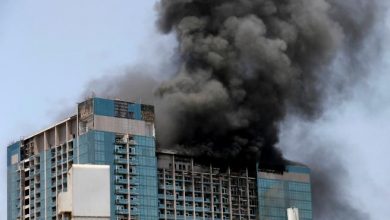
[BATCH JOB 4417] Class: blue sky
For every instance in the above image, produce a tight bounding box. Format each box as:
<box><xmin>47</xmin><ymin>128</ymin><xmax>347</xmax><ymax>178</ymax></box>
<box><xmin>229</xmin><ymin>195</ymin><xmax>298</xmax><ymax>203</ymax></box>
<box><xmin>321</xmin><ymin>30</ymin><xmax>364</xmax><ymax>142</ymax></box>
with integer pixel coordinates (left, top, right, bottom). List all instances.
<box><xmin>1</xmin><ymin>1</ymin><xmax>389</xmax><ymax>219</ymax></box>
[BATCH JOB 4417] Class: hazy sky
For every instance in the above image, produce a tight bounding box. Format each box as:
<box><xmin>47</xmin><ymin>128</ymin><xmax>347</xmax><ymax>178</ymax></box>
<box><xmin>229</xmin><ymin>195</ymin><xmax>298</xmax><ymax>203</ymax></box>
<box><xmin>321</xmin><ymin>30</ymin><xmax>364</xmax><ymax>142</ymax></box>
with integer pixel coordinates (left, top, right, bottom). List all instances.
<box><xmin>1</xmin><ymin>0</ymin><xmax>389</xmax><ymax>219</ymax></box>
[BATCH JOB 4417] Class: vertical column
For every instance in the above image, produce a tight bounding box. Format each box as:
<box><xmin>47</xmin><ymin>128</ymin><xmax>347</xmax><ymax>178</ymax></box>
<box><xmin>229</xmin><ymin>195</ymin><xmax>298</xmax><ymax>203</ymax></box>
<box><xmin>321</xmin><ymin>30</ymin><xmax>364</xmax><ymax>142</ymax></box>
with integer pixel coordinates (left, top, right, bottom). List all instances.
<box><xmin>33</xmin><ymin>138</ymin><xmax>37</xmax><ymax>220</ymax></box>
<box><xmin>54</xmin><ymin>127</ymin><xmax>59</xmax><ymax>147</ymax></box>
<box><xmin>172</xmin><ymin>155</ymin><xmax>177</xmax><ymax>220</ymax></box>
<box><xmin>201</xmin><ymin>174</ymin><xmax>205</xmax><ymax>220</ymax></box>
<box><xmin>246</xmin><ymin>168</ymin><xmax>250</xmax><ymax>219</ymax></box>
<box><xmin>183</xmin><ymin>169</ymin><xmax>186</xmax><ymax>220</ymax></box>
<box><xmin>210</xmin><ymin>165</ymin><xmax>214</xmax><ymax>220</ymax></box>
<box><xmin>191</xmin><ymin>159</ymin><xmax>196</xmax><ymax>220</ymax></box>
<box><xmin>18</xmin><ymin>163</ymin><xmax>22</xmax><ymax>219</ymax></box>
<box><xmin>163</xmin><ymin>169</ymin><xmax>167</xmax><ymax>220</ymax></box>
<box><xmin>43</xmin><ymin>132</ymin><xmax>48</xmax><ymax>220</ymax></box>
<box><xmin>76</xmin><ymin>106</ymin><xmax>80</xmax><ymax>164</ymax></box>
<box><xmin>65</xmin><ymin>122</ymin><xmax>69</xmax><ymax>170</ymax></box>
<box><xmin>228</xmin><ymin>168</ymin><xmax>233</xmax><ymax>220</ymax></box>
<box><xmin>219</xmin><ymin>177</ymin><xmax>223</xmax><ymax>219</ymax></box>
<box><xmin>238</xmin><ymin>186</ymin><xmax>241</xmax><ymax>220</ymax></box>
<box><xmin>126</xmin><ymin>138</ymin><xmax>131</xmax><ymax>217</ymax></box>
<box><xmin>54</xmin><ymin>128</ymin><xmax>60</xmax><ymax>220</ymax></box>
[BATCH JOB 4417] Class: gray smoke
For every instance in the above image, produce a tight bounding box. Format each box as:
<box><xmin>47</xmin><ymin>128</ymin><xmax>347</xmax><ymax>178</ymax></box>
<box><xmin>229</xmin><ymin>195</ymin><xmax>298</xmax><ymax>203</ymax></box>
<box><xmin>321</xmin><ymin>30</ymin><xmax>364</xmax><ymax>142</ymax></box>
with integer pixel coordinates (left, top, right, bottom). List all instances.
<box><xmin>152</xmin><ymin>0</ymin><xmax>380</xmax><ymax>219</ymax></box>
<box><xmin>310</xmin><ymin>157</ymin><xmax>370</xmax><ymax>220</ymax></box>
<box><xmin>154</xmin><ymin>0</ymin><xmax>379</xmax><ymax>167</ymax></box>
<box><xmin>83</xmin><ymin>67</ymin><xmax>160</xmax><ymax>104</ymax></box>
<box><xmin>279</xmin><ymin>116</ymin><xmax>373</xmax><ymax>220</ymax></box>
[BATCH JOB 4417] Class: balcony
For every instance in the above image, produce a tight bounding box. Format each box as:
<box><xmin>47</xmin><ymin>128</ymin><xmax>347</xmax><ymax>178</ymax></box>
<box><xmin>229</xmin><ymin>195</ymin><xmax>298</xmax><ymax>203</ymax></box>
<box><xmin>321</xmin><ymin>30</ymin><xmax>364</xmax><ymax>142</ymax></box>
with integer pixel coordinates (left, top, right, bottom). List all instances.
<box><xmin>115</xmin><ymin>178</ymin><xmax>128</xmax><ymax>185</ymax></box>
<box><xmin>115</xmin><ymin>158</ymin><xmax>128</xmax><ymax>165</ymax></box>
<box><xmin>115</xmin><ymin>168</ymin><xmax>128</xmax><ymax>175</ymax></box>
<box><xmin>165</xmin><ymin>195</ymin><xmax>175</xmax><ymax>200</ymax></box>
<box><xmin>129</xmin><ymin>170</ymin><xmax>137</xmax><ymax>175</ymax></box>
<box><xmin>128</xmin><ymin>161</ymin><xmax>137</xmax><ymax>166</ymax></box>
<box><xmin>115</xmin><ymin>188</ymin><xmax>128</xmax><ymax>194</ymax></box>
<box><xmin>130</xmin><ymin>208</ymin><xmax>140</xmax><ymax>215</ymax></box>
<box><xmin>195</xmin><ymin>207</ymin><xmax>203</xmax><ymax>212</ymax></box>
<box><xmin>115</xmin><ymin>199</ymin><xmax>128</xmax><ymax>205</ymax></box>
<box><xmin>129</xmin><ymin>181</ymin><xmax>139</xmax><ymax>186</ymax></box>
<box><xmin>130</xmin><ymin>200</ymin><xmax>140</xmax><ymax>206</ymax></box>
<box><xmin>165</xmin><ymin>185</ymin><xmax>174</xmax><ymax>190</ymax></box>
<box><xmin>115</xmin><ymin>148</ymin><xmax>127</xmax><ymax>155</ymax></box>
<box><xmin>194</xmin><ymin>197</ymin><xmax>203</xmax><ymax>202</ymax></box>
<box><xmin>130</xmin><ymin>189</ymin><xmax>139</xmax><ymax>195</ymax></box>
<box><xmin>115</xmin><ymin>139</ymin><xmax>127</xmax><ymax>145</ymax></box>
<box><xmin>116</xmin><ymin>209</ymin><xmax>129</xmax><ymax>215</ymax></box>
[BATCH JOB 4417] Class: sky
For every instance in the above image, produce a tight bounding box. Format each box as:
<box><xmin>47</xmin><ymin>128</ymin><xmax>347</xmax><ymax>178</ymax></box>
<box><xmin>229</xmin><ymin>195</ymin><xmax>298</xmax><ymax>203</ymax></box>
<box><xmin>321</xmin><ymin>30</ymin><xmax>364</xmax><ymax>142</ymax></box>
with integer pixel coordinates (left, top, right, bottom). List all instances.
<box><xmin>0</xmin><ymin>0</ymin><xmax>389</xmax><ymax>219</ymax></box>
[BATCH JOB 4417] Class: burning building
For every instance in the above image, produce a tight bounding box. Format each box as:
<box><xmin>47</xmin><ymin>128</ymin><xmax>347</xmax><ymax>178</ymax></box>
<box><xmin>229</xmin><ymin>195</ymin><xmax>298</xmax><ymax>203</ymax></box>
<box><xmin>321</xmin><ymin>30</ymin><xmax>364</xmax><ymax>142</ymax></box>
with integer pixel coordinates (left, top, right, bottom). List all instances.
<box><xmin>7</xmin><ymin>97</ymin><xmax>312</xmax><ymax>220</ymax></box>
<box><xmin>5</xmin><ymin>0</ymin><xmax>379</xmax><ymax>219</ymax></box>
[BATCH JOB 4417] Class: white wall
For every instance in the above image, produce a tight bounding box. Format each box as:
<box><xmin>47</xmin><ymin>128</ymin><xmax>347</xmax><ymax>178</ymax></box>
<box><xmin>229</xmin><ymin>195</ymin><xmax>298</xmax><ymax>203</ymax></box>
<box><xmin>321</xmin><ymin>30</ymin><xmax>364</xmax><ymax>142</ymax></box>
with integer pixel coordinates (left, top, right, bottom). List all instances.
<box><xmin>58</xmin><ymin>164</ymin><xmax>111</xmax><ymax>219</ymax></box>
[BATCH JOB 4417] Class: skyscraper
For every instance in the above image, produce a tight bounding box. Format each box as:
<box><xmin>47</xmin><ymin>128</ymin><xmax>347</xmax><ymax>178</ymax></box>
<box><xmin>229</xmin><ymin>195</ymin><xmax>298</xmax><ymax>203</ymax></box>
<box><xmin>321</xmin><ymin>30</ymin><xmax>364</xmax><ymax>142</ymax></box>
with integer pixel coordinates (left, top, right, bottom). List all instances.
<box><xmin>7</xmin><ymin>97</ymin><xmax>312</xmax><ymax>220</ymax></box>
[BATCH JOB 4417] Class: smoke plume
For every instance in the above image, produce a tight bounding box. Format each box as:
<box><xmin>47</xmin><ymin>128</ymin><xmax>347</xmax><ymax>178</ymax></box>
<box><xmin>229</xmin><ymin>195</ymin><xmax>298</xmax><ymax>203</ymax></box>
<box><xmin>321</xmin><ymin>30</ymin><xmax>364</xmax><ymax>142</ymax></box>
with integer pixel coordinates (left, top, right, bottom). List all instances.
<box><xmin>154</xmin><ymin>0</ymin><xmax>378</xmax><ymax>167</ymax></box>
<box><xmin>85</xmin><ymin>0</ymin><xmax>383</xmax><ymax>219</ymax></box>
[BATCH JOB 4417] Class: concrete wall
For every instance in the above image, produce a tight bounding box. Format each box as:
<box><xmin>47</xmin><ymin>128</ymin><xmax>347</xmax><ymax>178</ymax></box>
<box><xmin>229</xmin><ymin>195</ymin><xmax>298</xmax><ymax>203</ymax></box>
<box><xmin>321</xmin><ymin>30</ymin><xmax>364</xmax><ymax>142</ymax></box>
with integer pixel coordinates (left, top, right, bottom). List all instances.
<box><xmin>94</xmin><ymin>115</ymin><xmax>154</xmax><ymax>137</ymax></box>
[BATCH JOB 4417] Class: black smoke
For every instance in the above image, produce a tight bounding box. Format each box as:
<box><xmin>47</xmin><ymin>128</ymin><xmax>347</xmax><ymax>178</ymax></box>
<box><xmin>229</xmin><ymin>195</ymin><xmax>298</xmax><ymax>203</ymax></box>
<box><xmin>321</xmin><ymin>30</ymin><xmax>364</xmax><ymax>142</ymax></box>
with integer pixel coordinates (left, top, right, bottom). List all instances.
<box><xmin>154</xmin><ymin>0</ymin><xmax>378</xmax><ymax>168</ymax></box>
<box><xmin>83</xmin><ymin>1</ymin><xmax>383</xmax><ymax>219</ymax></box>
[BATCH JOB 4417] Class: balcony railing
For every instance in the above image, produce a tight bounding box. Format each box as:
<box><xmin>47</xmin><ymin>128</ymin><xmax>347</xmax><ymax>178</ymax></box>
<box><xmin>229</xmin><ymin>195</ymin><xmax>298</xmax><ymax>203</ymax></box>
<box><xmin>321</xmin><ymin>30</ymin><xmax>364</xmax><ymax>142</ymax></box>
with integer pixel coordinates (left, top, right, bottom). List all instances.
<box><xmin>115</xmin><ymin>209</ymin><xmax>129</xmax><ymax>215</ymax></box>
<box><xmin>115</xmin><ymin>158</ymin><xmax>128</xmax><ymax>164</ymax></box>
<box><xmin>115</xmin><ymin>168</ymin><xmax>128</xmax><ymax>175</ymax></box>
<box><xmin>115</xmin><ymin>179</ymin><xmax>128</xmax><ymax>185</ymax></box>
<box><xmin>115</xmin><ymin>199</ymin><xmax>128</xmax><ymax>205</ymax></box>
<box><xmin>115</xmin><ymin>188</ymin><xmax>128</xmax><ymax>194</ymax></box>
<box><xmin>115</xmin><ymin>148</ymin><xmax>127</xmax><ymax>155</ymax></box>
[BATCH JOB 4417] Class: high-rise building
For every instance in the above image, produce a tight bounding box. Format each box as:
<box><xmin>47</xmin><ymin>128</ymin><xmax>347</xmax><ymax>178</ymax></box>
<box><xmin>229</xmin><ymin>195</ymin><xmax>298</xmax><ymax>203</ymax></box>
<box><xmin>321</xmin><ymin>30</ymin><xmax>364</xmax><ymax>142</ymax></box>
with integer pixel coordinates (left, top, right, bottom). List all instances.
<box><xmin>7</xmin><ymin>97</ymin><xmax>312</xmax><ymax>220</ymax></box>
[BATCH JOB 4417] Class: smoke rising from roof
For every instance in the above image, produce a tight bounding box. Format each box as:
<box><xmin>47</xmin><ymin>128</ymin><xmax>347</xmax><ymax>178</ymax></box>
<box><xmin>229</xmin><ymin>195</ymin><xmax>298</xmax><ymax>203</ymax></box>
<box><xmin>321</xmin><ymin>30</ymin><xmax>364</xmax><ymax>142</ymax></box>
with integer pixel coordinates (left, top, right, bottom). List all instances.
<box><xmin>153</xmin><ymin>0</ymin><xmax>378</xmax><ymax>167</ymax></box>
<box><xmin>85</xmin><ymin>0</ymin><xmax>384</xmax><ymax>219</ymax></box>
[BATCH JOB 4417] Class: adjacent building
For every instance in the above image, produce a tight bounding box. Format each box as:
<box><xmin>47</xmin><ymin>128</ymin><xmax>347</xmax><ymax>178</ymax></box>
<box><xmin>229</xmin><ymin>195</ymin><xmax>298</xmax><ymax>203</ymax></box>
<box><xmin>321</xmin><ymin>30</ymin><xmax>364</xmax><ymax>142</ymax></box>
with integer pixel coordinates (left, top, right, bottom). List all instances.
<box><xmin>7</xmin><ymin>97</ymin><xmax>313</xmax><ymax>220</ymax></box>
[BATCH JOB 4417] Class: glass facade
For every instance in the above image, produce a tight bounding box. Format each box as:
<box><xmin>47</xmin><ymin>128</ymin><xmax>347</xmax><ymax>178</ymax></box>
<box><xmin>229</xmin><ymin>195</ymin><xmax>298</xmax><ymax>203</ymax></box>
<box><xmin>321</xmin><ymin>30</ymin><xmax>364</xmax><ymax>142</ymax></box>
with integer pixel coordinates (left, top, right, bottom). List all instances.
<box><xmin>76</xmin><ymin>98</ymin><xmax>159</xmax><ymax>220</ymax></box>
<box><xmin>7</xmin><ymin>142</ymin><xmax>20</xmax><ymax>220</ymax></box>
<box><xmin>257</xmin><ymin>166</ymin><xmax>313</xmax><ymax>220</ymax></box>
<box><xmin>133</xmin><ymin>136</ymin><xmax>158</xmax><ymax>220</ymax></box>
